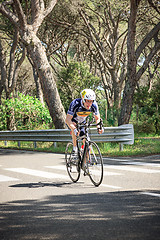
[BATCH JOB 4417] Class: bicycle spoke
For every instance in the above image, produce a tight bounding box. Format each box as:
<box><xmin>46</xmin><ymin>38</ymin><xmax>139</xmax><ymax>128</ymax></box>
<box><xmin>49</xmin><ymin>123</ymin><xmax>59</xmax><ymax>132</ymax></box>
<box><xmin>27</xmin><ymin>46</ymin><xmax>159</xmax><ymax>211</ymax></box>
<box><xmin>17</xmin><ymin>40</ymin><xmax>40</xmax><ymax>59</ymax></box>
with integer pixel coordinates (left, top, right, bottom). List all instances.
<box><xmin>87</xmin><ymin>141</ymin><xmax>103</xmax><ymax>187</ymax></box>
<box><xmin>65</xmin><ymin>142</ymin><xmax>80</xmax><ymax>183</ymax></box>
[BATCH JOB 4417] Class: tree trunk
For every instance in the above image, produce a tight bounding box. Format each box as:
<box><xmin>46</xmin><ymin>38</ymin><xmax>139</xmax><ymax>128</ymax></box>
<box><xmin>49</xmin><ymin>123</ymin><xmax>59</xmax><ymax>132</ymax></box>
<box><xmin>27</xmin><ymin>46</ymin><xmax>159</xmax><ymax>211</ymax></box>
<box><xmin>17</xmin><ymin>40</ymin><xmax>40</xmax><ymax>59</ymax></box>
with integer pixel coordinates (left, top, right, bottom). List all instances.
<box><xmin>33</xmin><ymin>69</ymin><xmax>44</xmax><ymax>106</ymax></box>
<box><xmin>118</xmin><ymin>0</ymin><xmax>160</xmax><ymax>126</ymax></box>
<box><xmin>118</xmin><ymin>0</ymin><xmax>140</xmax><ymax>126</ymax></box>
<box><xmin>26</xmin><ymin>34</ymin><xmax>66</xmax><ymax>129</ymax></box>
<box><xmin>28</xmin><ymin>57</ymin><xmax>44</xmax><ymax>106</ymax></box>
<box><xmin>0</xmin><ymin>0</ymin><xmax>66</xmax><ymax>129</ymax></box>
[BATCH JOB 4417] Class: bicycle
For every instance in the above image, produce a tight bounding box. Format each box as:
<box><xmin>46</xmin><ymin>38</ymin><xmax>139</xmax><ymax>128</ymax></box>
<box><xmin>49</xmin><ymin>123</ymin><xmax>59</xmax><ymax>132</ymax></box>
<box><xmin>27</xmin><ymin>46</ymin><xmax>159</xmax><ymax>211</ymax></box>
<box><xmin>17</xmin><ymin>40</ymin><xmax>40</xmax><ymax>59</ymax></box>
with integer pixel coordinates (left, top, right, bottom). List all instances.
<box><xmin>65</xmin><ymin>117</ymin><xmax>104</xmax><ymax>187</ymax></box>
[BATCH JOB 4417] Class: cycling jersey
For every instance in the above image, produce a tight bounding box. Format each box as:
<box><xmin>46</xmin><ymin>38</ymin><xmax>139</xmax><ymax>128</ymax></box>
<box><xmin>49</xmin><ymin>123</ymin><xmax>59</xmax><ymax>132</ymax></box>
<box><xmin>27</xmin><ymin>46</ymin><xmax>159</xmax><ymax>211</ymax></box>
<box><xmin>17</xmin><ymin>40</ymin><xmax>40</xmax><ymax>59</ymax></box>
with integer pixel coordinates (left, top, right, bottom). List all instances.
<box><xmin>67</xmin><ymin>98</ymin><xmax>99</xmax><ymax>123</ymax></box>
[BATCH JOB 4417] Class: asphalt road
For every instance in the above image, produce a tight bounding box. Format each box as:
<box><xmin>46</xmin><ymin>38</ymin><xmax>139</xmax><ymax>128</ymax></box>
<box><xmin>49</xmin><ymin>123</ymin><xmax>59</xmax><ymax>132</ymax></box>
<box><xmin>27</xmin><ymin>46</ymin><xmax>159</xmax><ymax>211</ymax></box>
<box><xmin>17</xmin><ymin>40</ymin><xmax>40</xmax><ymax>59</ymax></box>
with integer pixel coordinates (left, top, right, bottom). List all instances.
<box><xmin>0</xmin><ymin>149</ymin><xmax>160</xmax><ymax>240</ymax></box>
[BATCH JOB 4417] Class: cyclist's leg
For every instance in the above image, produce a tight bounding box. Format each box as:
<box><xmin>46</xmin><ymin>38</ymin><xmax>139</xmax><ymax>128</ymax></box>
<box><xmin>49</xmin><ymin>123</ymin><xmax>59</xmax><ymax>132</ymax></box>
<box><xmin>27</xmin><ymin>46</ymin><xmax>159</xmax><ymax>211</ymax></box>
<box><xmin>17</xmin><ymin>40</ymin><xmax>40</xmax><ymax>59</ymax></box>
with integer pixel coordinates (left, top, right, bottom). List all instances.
<box><xmin>66</xmin><ymin>121</ymin><xmax>77</xmax><ymax>150</ymax></box>
<box><xmin>80</xmin><ymin>127</ymin><xmax>85</xmax><ymax>145</ymax></box>
<box><xmin>80</xmin><ymin>127</ymin><xmax>86</xmax><ymax>158</ymax></box>
<box><xmin>67</xmin><ymin>122</ymin><xmax>76</xmax><ymax>148</ymax></box>
<box><xmin>80</xmin><ymin>127</ymin><xmax>90</xmax><ymax>165</ymax></box>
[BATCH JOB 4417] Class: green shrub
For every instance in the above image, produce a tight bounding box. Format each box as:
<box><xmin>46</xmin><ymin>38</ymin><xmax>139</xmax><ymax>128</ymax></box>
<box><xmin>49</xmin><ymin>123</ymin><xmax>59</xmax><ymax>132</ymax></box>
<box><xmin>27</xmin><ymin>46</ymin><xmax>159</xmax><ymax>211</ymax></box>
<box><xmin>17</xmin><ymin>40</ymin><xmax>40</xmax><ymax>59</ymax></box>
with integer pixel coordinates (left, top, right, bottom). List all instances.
<box><xmin>134</xmin><ymin>122</ymin><xmax>155</xmax><ymax>135</ymax></box>
<box><xmin>0</xmin><ymin>93</ymin><xmax>52</xmax><ymax>130</ymax></box>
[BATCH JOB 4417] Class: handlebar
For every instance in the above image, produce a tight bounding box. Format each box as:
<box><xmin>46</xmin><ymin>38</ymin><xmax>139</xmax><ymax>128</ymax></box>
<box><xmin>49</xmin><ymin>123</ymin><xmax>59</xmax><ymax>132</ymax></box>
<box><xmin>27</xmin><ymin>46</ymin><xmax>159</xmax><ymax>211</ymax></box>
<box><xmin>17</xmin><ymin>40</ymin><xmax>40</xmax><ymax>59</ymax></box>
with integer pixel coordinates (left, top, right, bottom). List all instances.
<box><xmin>77</xmin><ymin>117</ymin><xmax>103</xmax><ymax>131</ymax></box>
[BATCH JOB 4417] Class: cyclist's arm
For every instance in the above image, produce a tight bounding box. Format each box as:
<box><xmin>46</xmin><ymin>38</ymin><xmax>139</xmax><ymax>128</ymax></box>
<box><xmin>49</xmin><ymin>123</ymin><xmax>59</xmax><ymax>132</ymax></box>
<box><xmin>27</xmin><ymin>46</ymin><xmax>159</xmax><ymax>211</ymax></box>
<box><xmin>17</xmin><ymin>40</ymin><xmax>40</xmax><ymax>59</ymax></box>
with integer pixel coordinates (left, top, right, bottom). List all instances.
<box><xmin>94</xmin><ymin>114</ymin><xmax>100</xmax><ymax>123</ymax></box>
<box><xmin>94</xmin><ymin>114</ymin><xmax>103</xmax><ymax>134</ymax></box>
<box><xmin>65</xmin><ymin>114</ymin><xmax>77</xmax><ymax>131</ymax></box>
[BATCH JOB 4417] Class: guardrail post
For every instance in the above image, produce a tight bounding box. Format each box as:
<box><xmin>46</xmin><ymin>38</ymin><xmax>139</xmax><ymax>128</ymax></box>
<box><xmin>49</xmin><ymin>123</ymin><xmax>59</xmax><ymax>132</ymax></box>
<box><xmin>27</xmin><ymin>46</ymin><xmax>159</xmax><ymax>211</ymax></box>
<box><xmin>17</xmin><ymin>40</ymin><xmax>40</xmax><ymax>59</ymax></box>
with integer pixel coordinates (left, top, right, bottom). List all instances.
<box><xmin>18</xmin><ymin>141</ymin><xmax>21</xmax><ymax>147</ymax></box>
<box><xmin>34</xmin><ymin>142</ymin><xmax>37</xmax><ymax>148</ymax></box>
<box><xmin>4</xmin><ymin>141</ymin><xmax>7</xmax><ymax>146</ymax></box>
<box><xmin>119</xmin><ymin>143</ymin><xmax>123</xmax><ymax>151</ymax></box>
<box><xmin>54</xmin><ymin>142</ymin><xmax>57</xmax><ymax>148</ymax></box>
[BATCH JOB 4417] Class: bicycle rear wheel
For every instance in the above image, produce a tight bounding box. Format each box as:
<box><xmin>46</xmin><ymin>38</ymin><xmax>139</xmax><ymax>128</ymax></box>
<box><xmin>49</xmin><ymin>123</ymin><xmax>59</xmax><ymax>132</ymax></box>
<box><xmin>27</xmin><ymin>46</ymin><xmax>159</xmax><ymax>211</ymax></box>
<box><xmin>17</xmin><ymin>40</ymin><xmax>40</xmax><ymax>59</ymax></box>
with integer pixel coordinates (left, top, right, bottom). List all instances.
<box><xmin>65</xmin><ymin>142</ymin><xmax>80</xmax><ymax>183</ymax></box>
<box><xmin>87</xmin><ymin>141</ymin><xmax>103</xmax><ymax>187</ymax></box>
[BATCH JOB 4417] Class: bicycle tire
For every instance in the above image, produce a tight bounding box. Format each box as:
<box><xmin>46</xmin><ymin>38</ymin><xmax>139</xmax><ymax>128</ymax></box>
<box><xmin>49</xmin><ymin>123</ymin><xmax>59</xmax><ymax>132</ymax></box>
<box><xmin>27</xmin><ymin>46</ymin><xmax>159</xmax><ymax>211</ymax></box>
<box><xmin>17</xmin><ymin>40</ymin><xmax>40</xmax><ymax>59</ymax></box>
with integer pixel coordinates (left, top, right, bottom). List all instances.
<box><xmin>87</xmin><ymin>141</ymin><xmax>103</xmax><ymax>187</ymax></box>
<box><xmin>65</xmin><ymin>142</ymin><xmax>80</xmax><ymax>183</ymax></box>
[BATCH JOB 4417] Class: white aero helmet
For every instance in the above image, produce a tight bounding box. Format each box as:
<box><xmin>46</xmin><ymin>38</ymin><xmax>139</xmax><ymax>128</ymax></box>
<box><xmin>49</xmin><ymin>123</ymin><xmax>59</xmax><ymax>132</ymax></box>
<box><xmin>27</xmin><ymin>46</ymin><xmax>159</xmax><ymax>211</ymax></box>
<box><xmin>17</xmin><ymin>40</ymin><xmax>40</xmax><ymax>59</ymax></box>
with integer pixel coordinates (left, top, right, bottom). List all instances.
<box><xmin>80</xmin><ymin>89</ymin><xmax>96</xmax><ymax>103</ymax></box>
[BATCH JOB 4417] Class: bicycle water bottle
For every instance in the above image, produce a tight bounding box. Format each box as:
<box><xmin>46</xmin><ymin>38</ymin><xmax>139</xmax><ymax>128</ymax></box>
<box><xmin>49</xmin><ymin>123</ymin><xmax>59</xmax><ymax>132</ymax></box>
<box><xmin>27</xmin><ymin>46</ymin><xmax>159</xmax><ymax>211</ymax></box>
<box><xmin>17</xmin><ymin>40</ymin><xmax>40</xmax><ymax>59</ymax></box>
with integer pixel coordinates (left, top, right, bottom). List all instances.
<box><xmin>80</xmin><ymin>144</ymin><xmax>84</xmax><ymax>156</ymax></box>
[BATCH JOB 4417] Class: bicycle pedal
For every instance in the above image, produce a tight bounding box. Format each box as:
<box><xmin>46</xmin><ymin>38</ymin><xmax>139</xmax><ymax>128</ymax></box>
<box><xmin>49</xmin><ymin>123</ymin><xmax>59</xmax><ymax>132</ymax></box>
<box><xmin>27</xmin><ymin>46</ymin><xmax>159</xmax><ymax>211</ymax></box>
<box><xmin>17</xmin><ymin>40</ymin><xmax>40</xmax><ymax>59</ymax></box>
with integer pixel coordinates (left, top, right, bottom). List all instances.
<box><xmin>83</xmin><ymin>167</ymin><xmax>89</xmax><ymax>176</ymax></box>
<box><xmin>84</xmin><ymin>171</ymin><xmax>89</xmax><ymax>176</ymax></box>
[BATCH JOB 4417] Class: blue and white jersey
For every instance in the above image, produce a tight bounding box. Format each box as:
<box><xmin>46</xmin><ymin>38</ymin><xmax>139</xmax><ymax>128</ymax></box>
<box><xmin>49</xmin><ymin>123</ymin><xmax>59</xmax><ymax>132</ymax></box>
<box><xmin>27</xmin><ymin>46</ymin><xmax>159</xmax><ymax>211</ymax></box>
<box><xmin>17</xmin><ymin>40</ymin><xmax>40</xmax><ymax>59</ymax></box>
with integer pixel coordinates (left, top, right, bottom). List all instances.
<box><xmin>67</xmin><ymin>98</ymin><xmax>99</xmax><ymax>123</ymax></box>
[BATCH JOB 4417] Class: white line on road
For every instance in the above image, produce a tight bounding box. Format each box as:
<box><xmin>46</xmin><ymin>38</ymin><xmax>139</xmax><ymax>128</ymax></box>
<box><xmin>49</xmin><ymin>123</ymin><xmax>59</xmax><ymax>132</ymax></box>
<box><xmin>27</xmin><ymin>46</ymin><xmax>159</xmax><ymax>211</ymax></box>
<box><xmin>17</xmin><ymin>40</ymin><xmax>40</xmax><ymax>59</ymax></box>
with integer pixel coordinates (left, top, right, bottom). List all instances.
<box><xmin>122</xmin><ymin>161</ymin><xmax>160</xmax><ymax>167</ymax></box>
<box><xmin>0</xmin><ymin>174</ymin><xmax>19</xmax><ymax>182</ymax></box>
<box><xmin>140</xmin><ymin>192</ymin><xmax>160</xmax><ymax>198</ymax></box>
<box><xmin>104</xmin><ymin>158</ymin><xmax>160</xmax><ymax>167</ymax></box>
<box><xmin>4</xmin><ymin>168</ymin><xmax>69</xmax><ymax>180</ymax></box>
<box><xmin>45</xmin><ymin>165</ymin><xmax>122</xmax><ymax>176</ymax></box>
<box><xmin>103</xmin><ymin>165</ymin><xmax>160</xmax><ymax>173</ymax></box>
<box><xmin>101</xmin><ymin>184</ymin><xmax>122</xmax><ymax>189</ymax></box>
<box><xmin>103</xmin><ymin>158</ymin><xmax>130</xmax><ymax>162</ymax></box>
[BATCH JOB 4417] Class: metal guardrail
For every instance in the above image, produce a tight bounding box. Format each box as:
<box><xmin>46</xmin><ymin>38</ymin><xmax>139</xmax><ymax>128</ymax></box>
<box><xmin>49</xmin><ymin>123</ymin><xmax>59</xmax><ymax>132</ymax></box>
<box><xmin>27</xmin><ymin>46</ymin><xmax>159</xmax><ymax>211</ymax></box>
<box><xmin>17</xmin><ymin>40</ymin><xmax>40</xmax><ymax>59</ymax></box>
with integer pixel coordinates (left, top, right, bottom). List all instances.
<box><xmin>0</xmin><ymin>124</ymin><xmax>134</xmax><ymax>150</ymax></box>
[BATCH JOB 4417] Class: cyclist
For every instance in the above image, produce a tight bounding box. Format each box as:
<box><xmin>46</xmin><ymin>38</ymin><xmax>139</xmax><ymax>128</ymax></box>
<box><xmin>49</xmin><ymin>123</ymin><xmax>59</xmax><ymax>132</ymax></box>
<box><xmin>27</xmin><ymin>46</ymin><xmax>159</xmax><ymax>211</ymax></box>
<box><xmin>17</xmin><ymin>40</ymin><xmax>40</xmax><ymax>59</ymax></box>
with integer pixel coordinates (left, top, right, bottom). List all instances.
<box><xmin>65</xmin><ymin>89</ymin><xmax>103</xmax><ymax>158</ymax></box>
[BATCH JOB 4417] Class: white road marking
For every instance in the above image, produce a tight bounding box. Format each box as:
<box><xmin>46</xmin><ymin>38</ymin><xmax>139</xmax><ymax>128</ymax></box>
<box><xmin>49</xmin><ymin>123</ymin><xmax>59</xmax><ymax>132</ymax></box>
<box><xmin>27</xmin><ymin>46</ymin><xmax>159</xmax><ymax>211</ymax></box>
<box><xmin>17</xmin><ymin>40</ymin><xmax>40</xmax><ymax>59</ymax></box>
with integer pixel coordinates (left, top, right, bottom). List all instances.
<box><xmin>103</xmin><ymin>165</ymin><xmax>160</xmax><ymax>173</ymax></box>
<box><xmin>104</xmin><ymin>158</ymin><xmax>160</xmax><ymax>167</ymax></box>
<box><xmin>45</xmin><ymin>165</ymin><xmax>67</xmax><ymax>170</ymax></box>
<box><xmin>141</xmin><ymin>192</ymin><xmax>160</xmax><ymax>198</ymax></box>
<box><xmin>103</xmin><ymin>158</ymin><xmax>130</xmax><ymax>162</ymax></box>
<box><xmin>0</xmin><ymin>174</ymin><xmax>19</xmax><ymax>182</ymax></box>
<box><xmin>122</xmin><ymin>161</ymin><xmax>160</xmax><ymax>167</ymax></box>
<box><xmin>4</xmin><ymin>168</ymin><xmax>68</xmax><ymax>180</ymax></box>
<box><xmin>45</xmin><ymin>165</ymin><xmax>122</xmax><ymax>176</ymax></box>
<box><xmin>101</xmin><ymin>184</ymin><xmax>122</xmax><ymax>189</ymax></box>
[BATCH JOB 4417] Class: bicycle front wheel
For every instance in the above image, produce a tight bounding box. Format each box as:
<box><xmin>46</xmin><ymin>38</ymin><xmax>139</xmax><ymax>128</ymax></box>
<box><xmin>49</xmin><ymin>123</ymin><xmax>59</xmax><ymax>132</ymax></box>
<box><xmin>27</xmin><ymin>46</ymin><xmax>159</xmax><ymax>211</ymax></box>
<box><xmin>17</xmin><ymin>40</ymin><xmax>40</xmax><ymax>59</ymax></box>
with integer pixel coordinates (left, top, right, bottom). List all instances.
<box><xmin>65</xmin><ymin>142</ymin><xmax>80</xmax><ymax>183</ymax></box>
<box><xmin>87</xmin><ymin>141</ymin><xmax>103</xmax><ymax>187</ymax></box>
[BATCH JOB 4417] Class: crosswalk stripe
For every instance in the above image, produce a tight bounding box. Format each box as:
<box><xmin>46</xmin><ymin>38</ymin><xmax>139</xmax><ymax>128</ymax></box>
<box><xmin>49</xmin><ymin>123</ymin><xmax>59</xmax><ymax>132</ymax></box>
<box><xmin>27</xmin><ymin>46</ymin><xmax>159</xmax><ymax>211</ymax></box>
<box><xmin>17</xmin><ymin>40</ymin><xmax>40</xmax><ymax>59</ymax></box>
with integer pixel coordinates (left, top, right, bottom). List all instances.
<box><xmin>45</xmin><ymin>165</ymin><xmax>122</xmax><ymax>176</ymax></box>
<box><xmin>101</xmin><ymin>184</ymin><xmax>122</xmax><ymax>189</ymax></box>
<box><xmin>0</xmin><ymin>174</ymin><xmax>19</xmax><ymax>182</ymax></box>
<box><xmin>103</xmin><ymin>165</ymin><xmax>160</xmax><ymax>173</ymax></box>
<box><xmin>4</xmin><ymin>168</ymin><xmax>69</xmax><ymax>180</ymax></box>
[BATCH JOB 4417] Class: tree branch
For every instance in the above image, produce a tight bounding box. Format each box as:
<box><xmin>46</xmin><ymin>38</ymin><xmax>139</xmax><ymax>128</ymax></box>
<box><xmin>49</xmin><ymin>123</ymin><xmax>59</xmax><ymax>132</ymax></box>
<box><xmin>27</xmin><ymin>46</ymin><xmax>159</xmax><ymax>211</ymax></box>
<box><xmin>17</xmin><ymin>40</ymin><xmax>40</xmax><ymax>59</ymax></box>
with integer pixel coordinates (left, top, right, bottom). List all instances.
<box><xmin>11</xmin><ymin>46</ymin><xmax>26</xmax><ymax>92</ymax></box>
<box><xmin>31</xmin><ymin>0</ymin><xmax>45</xmax><ymax>32</ymax></box>
<box><xmin>8</xmin><ymin>28</ymin><xmax>19</xmax><ymax>88</ymax></box>
<box><xmin>13</xmin><ymin>0</ymin><xmax>27</xmax><ymax>28</ymax></box>
<box><xmin>136</xmin><ymin>40</ymin><xmax>160</xmax><ymax>81</ymax></box>
<box><xmin>136</xmin><ymin>22</ymin><xmax>160</xmax><ymax>60</ymax></box>
<box><xmin>0</xmin><ymin>1</ymin><xmax>18</xmax><ymax>26</ymax></box>
<box><xmin>148</xmin><ymin>0</ymin><xmax>160</xmax><ymax>14</ymax></box>
<box><xmin>44</xmin><ymin>0</ymin><xmax>57</xmax><ymax>18</ymax></box>
<box><xmin>79</xmin><ymin>9</ymin><xmax>113</xmax><ymax>70</ymax></box>
<box><xmin>0</xmin><ymin>39</ymin><xmax>7</xmax><ymax>92</ymax></box>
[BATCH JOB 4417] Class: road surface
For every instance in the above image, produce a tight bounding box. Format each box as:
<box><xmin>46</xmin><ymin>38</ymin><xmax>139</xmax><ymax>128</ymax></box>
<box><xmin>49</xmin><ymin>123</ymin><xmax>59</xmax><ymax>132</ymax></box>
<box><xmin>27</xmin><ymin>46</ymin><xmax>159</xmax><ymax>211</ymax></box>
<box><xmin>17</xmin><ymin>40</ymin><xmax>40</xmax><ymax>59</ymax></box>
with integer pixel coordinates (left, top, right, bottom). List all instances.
<box><xmin>0</xmin><ymin>149</ymin><xmax>160</xmax><ymax>240</ymax></box>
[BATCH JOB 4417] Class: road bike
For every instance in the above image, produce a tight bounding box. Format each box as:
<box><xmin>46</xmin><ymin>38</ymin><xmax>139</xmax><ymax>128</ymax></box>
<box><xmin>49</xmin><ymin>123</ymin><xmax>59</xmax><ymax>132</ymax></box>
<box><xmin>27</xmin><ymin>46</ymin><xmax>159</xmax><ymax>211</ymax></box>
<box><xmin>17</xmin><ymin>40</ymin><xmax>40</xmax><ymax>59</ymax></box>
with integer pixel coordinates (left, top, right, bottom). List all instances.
<box><xmin>65</xmin><ymin>117</ymin><xmax>104</xmax><ymax>187</ymax></box>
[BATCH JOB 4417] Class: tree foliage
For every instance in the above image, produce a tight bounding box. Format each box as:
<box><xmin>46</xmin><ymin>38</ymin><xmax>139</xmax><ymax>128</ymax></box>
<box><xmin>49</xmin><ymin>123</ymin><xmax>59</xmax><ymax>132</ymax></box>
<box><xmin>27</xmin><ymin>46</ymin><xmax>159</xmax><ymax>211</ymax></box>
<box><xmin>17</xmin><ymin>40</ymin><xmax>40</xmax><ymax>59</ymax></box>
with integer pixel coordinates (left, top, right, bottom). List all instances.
<box><xmin>0</xmin><ymin>93</ymin><xmax>52</xmax><ymax>130</ymax></box>
<box><xmin>133</xmin><ymin>77</ymin><xmax>160</xmax><ymax>134</ymax></box>
<box><xmin>0</xmin><ymin>0</ymin><xmax>67</xmax><ymax>129</ymax></box>
<box><xmin>0</xmin><ymin>0</ymin><xmax>159</xmax><ymax>131</ymax></box>
<box><xmin>57</xmin><ymin>61</ymin><xmax>100</xmax><ymax>111</ymax></box>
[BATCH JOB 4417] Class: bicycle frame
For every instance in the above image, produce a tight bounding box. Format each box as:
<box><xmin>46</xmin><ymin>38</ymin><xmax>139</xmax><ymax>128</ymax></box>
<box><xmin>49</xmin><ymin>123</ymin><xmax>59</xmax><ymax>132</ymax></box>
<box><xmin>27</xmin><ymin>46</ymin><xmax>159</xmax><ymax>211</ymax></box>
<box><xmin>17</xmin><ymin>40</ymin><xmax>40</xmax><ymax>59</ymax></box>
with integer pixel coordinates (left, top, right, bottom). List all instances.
<box><xmin>76</xmin><ymin>117</ymin><xmax>101</xmax><ymax>171</ymax></box>
<box><xmin>65</xmin><ymin>117</ymin><xmax>104</xmax><ymax>186</ymax></box>
<box><xmin>76</xmin><ymin>135</ymin><xmax>89</xmax><ymax>170</ymax></box>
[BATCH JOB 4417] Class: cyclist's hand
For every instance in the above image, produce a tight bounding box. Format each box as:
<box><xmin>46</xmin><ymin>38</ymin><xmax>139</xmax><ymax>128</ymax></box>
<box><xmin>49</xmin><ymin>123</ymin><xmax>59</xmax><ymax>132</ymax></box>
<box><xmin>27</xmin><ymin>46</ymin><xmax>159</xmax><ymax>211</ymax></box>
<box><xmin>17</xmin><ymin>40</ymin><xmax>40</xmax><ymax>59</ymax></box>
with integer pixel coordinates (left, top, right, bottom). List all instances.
<box><xmin>97</xmin><ymin>118</ymin><xmax>104</xmax><ymax>134</ymax></box>
<box><xmin>97</xmin><ymin>127</ymin><xmax>104</xmax><ymax>134</ymax></box>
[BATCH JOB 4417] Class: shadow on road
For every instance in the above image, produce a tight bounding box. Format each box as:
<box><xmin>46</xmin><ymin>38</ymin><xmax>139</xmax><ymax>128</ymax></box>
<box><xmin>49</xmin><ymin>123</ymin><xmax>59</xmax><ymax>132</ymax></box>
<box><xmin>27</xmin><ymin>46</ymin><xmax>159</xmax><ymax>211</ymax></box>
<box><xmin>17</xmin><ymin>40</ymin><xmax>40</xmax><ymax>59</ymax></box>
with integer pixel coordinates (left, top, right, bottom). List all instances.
<box><xmin>9</xmin><ymin>181</ymin><xmax>75</xmax><ymax>188</ymax></box>
<box><xmin>0</xmin><ymin>148</ymin><xmax>38</xmax><ymax>156</ymax></box>
<box><xmin>0</xmin><ymin>190</ymin><xmax>160</xmax><ymax>240</ymax></box>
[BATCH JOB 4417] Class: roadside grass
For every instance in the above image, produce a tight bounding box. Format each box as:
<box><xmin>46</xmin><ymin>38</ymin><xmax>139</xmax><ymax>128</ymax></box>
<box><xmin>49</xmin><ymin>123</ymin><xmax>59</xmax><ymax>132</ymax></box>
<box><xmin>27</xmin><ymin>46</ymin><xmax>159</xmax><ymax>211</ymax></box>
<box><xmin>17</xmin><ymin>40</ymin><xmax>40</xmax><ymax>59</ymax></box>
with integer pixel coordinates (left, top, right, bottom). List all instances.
<box><xmin>0</xmin><ymin>136</ymin><xmax>159</xmax><ymax>157</ymax></box>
